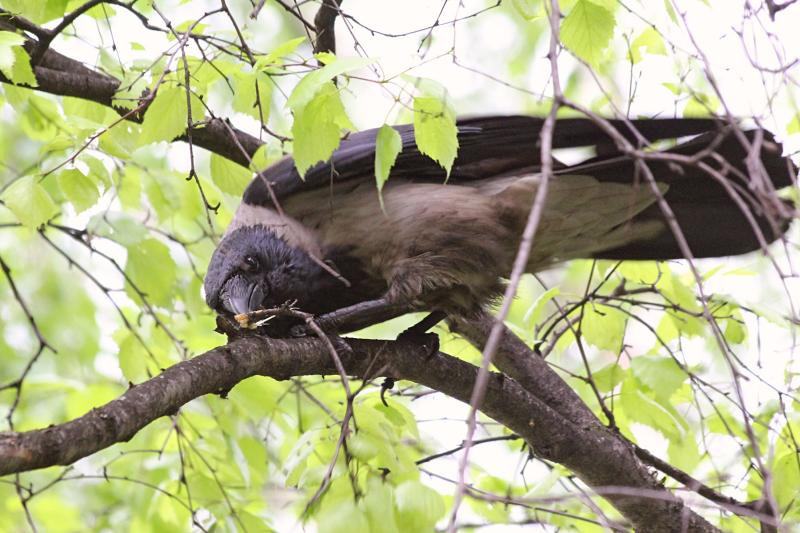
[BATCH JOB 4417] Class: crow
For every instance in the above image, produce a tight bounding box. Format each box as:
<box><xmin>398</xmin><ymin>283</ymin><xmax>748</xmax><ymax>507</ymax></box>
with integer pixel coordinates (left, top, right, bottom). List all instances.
<box><xmin>204</xmin><ymin>116</ymin><xmax>795</xmax><ymax>334</ymax></box>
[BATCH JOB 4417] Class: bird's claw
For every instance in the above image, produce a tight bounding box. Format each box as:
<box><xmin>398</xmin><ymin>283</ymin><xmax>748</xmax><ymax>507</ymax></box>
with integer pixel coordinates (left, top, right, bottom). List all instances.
<box><xmin>397</xmin><ymin>328</ymin><xmax>440</xmax><ymax>359</ymax></box>
<box><xmin>289</xmin><ymin>324</ymin><xmax>308</xmax><ymax>337</ymax></box>
<box><xmin>380</xmin><ymin>377</ymin><xmax>395</xmax><ymax>406</ymax></box>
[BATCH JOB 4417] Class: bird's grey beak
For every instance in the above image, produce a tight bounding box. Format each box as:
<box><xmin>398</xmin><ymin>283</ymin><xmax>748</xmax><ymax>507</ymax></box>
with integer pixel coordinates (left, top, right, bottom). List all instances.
<box><xmin>222</xmin><ymin>276</ymin><xmax>266</xmax><ymax>316</ymax></box>
<box><xmin>228</xmin><ymin>294</ymin><xmax>252</xmax><ymax>316</ymax></box>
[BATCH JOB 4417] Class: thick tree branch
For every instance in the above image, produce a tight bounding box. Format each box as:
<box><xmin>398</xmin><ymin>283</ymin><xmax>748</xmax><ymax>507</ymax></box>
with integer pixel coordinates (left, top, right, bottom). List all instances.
<box><xmin>0</xmin><ymin>334</ymin><xmax>720</xmax><ymax>532</ymax></box>
<box><xmin>313</xmin><ymin>0</ymin><xmax>343</xmax><ymax>55</ymax></box>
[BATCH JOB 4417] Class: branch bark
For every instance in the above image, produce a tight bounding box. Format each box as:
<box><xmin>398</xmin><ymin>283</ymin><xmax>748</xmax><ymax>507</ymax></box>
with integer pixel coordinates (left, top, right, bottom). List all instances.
<box><xmin>0</xmin><ymin>334</ymin><xmax>720</xmax><ymax>532</ymax></box>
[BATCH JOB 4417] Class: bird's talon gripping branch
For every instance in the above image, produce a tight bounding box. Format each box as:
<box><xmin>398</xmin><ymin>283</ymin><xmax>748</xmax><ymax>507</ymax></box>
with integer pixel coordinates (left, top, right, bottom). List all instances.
<box><xmin>289</xmin><ymin>324</ymin><xmax>308</xmax><ymax>337</ymax></box>
<box><xmin>398</xmin><ymin>330</ymin><xmax>440</xmax><ymax>359</ymax></box>
<box><xmin>329</xmin><ymin>335</ymin><xmax>353</xmax><ymax>355</ymax></box>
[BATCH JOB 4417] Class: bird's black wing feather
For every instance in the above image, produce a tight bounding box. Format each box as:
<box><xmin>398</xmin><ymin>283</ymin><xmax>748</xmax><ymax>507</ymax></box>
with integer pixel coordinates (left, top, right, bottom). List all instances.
<box><xmin>240</xmin><ymin>115</ymin><xmax>795</xmax><ymax>260</ymax></box>
<box><xmin>242</xmin><ymin>116</ymin><xmax>746</xmax><ymax>208</ymax></box>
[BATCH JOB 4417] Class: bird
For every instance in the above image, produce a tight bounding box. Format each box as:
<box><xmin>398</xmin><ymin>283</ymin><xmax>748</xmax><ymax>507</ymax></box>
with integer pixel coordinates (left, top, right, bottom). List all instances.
<box><xmin>203</xmin><ymin>116</ymin><xmax>795</xmax><ymax>335</ymax></box>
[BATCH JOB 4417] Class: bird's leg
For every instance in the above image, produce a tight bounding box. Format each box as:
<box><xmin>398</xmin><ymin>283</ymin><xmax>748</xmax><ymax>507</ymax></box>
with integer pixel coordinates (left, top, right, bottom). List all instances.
<box><xmin>399</xmin><ymin>310</ymin><xmax>447</xmax><ymax>337</ymax></box>
<box><xmin>297</xmin><ymin>302</ymin><xmax>444</xmax><ymax>405</ymax></box>
<box><xmin>380</xmin><ymin>310</ymin><xmax>447</xmax><ymax>405</ymax></box>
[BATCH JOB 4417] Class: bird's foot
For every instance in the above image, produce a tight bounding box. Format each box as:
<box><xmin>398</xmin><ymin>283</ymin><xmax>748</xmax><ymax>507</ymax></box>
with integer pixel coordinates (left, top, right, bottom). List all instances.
<box><xmin>289</xmin><ymin>323</ymin><xmax>308</xmax><ymax>337</ymax></box>
<box><xmin>397</xmin><ymin>327</ymin><xmax>440</xmax><ymax>359</ymax></box>
<box><xmin>395</xmin><ymin>311</ymin><xmax>446</xmax><ymax>358</ymax></box>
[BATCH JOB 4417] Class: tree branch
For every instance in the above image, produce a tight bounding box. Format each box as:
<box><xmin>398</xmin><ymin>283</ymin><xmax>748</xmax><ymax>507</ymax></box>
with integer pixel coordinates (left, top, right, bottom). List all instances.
<box><xmin>0</xmin><ymin>26</ymin><xmax>265</xmax><ymax>169</ymax></box>
<box><xmin>0</xmin><ymin>334</ymin><xmax>720</xmax><ymax>532</ymax></box>
<box><xmin>313</xmin><ymin>0</ymin><xmax>343</xmax><ymax>55</ymax></box>
<box><xmin>449</xmin><ymin>314</ymin><xmax>726</xmax><ymax>531</ymax></box>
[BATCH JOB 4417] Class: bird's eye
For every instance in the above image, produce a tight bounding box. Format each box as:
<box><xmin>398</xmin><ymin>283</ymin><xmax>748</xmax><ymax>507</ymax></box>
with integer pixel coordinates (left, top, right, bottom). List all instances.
<box><xmin>242</xmin><ymin>255</ymin><xmax>259</xmax><ymax>272</ymax></box>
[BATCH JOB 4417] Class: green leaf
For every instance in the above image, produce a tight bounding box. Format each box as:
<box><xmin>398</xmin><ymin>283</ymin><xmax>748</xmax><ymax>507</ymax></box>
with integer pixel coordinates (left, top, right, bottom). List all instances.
<box><xmin>142</xmin><ymin>170</ymin><xmax>180</xmax><ymax>222</ymax></box>
<box><xmin>662</xmin><ymin>82</ymin><xmax>682</xmax><ymax>95</ymax></box>
<box><xmin>250</xmin><ymin>143</ymin><xmax>282</xmax><ymax>173</ymax></box>
<box><xmin>585</xmin><ymin>0</ymin><xmax>618</xmax><ymax>10</ymax></box>
<box><xmin>363</xmin><ymin>478</ymin><xmax>399</xmax><ymax>533</ymax></box>
<box><xmin>667</xmin><ymin>434</ymin><xmax>701</xmax><ymax>473</ymax></box>
<box><xmin>210</xmin><ymin>153</ymin><xmax>252</xmax><ymax>196</ymax></box>
<box><xmin>292</xmin><ymin>82</ymin><xmax>353</xmax><ymax>176</ymax></box>
<box><xmin>631</xmin><ymin>356</ymin><xmax>686</xmax><ymax>401</ymax></box>
<box><xmin>395</xmin><ymin>480</ymin><xmax>445</xmax><ymax>531</ymax></box>
<box><xmin>287</xmin><ymin>55</ymin><xmax>374</xmax><ymax>111</ymax></box>
<box><xmin>255</xmin><ymin>36</ymin><xmax>306</xmax><ymax>69</ymax></box>
<box><xmin>116</xmin><ymin>331</ymin><xmax>147</xmax><ymax>382</ymax></box>
<box><xmin>9</xmin><ymin>46</ymin><xmax>36</xmax><ymax>86</ymax></box>
<box><xmin>65</xmin><ymin>384</ymin><xmax>120</xmax><ymax>420</ymax></box>
<box><xmin>683</xmin><ymin>92</ymin><xmax>720</xmax><ymax>117</ymax></box>
<box><xmin>707</xmin><ymin>406</ymin><xmax>748</xmax><ymax>440</ymax></box>
<box><xmin>347</xmin><ymin>433</ymin><xmax>380</xmax><ymax>462</ymax></box>
<box><xmin>63</xmin><ymin>97</ymin><xmax>109</xmax><ymax>125</ymax></box>
<box><xmin>57</xmin><ymin>169</ymin><xmax>99</xmax><ymax>214</ymax></box>
<box><xmin>171</xmin><ymin>20</ymin><xmax>207</xmax><ymax>38</ymax></box>
<box><xmin>511</xmin><ymin>0</ymin><xmax>541</xmax><ymax>20</ymax></box>
<box><xmin>232</xmin><ymin>71</ymin><xmax>272</xmax><ymax>122</ymax></box>
<box><xmin>630</xmin><ymin>27</ymin><xmax>666</xmax><ymax>63</ymax></box>
<box><xmin>581</xmin><ymin>303</ymin><xmax>626</xmax><ymax>351</ymax></box>
<box><xmin>88</xmin><ymin>212</ymin><xmax>147</xmax><ymax>246</ymax></box>
<box><xmin>374</xmin><ymin>124</ymin><xmax>402</xmax><ymax>202</ymax></box>
<box><xmin>413</xmin><ymin>95</ymin><xmax>458</xmax><ymax>175</ymax></box>
<box><xmin>658</xmin><ymin>271</ymin><xmax>703</xmax><ymax>332</ymax></box>
<box><xmin>124</xmin><ymin>238</ymin><xmax>178</xmax><ymax>308</ymax></box>
<box><xmin>522</xmin><ymin>286</ymin><xmax>560</xmax><ymax>329</ymax></box>
<box><xmin>317</xmin><ymin>500</ymin><xmax>370</xmax><ymax>533</ymax></box>
<box><xmin>1</xmin><ymin>0</ymin><xmax>64</xmax><ymax>22</ymax></box>
<box><xmin>99</xmin><ymin>123</ymin><xmax>139</xmax><ymax>159</ymax></box>
<box><xmin>112</xmin><ymin>71</ymin><xmax>149</xmax><ymax>111</ymax></box>
<box><xmin>617</xmin><ymin>260</ymin><xmax>661</xmax><ymax>285</ymax></box>
<box><xmin>592</xmin><ymin>362</ymin><xmax>626</xmax><ymax>393</ymax></box>
<box><xmin>0</xmin><ymin>32</ymin><xmax>25</xmax><ymax>77</ymax></box>
<box><xmin>139</xmin><ymin>86</ymin><xmax>190</xmax><ymax>145</ymax></box>
<box><xmin>107</xmin><ymin>171</ymin><xmax>135</xmax><ymax>209</ymax></box>
<box><xmin>619</xmin><ymin>376</ymin><xmax>685</xmax><ymax>439</ymax></box>
<box><xmin>1</xmin><ymin>176</ymin><xmax>58</xmax><ymax>227</ymax></box>
<box><xmin>772</xmin><ymin>452</ymin><xmax>800</xmax><ymax>510</ymax></box>
<box><xmin>663</xmin><ymin>0</ymin><xmax>678</xmax><ymax>24</ymax></box>
<box><xmin>83</xmin><ymin>155</ymin><xmax>111</xmax><ymax>189</ymax></box>
<box><xmin>788</xmin><ymin>114</ymin><xmax>800</xmax><ymax>135</ymax></box>
<box><xmin>236</xmin><ymin>512</ymin><xmax>273</xmax><ymax>533</ymax></box>
<box><xmin>724</xmin><ymin>316</ymin><xmax>746</xmax><ymax>344</ymax></box>
<box><xmin>560</xmin><ymin>0</ymin><xmax>616</xmax><ymax>67</ymax></box>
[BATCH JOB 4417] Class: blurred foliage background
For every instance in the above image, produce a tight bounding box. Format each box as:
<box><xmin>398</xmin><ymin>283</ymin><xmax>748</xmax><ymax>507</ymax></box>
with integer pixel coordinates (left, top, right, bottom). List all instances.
<box><xmin>0</xmin><ymin>0</ymin><xmax>798</xmax><ymax>531</ymax></box>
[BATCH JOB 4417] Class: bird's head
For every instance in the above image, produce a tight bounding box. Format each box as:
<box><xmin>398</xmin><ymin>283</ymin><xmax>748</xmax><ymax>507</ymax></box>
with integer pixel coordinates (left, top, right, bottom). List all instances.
<box><xmin>204</xmin><ymin>225</ymin><xmax>333</xmax><ymax>318</ymax></box>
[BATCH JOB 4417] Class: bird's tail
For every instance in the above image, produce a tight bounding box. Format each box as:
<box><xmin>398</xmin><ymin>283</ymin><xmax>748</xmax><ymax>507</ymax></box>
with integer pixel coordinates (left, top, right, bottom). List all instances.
<box><xmin>569</xmin><ymin>127</ymin><xmax>798</xmax><ymax>260</ymax></box>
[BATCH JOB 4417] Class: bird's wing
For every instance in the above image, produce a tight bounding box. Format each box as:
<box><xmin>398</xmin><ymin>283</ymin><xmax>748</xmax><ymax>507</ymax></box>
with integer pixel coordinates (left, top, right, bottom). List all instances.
<box><xmin>242</xmin><ymin>116</ymin><xmax>748</xmax><ymax>208</ymax></box>
<box><xmin>235</xmin><ymin>116</ymin><xmax>795</xmax><ymax>262</ymax></box>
